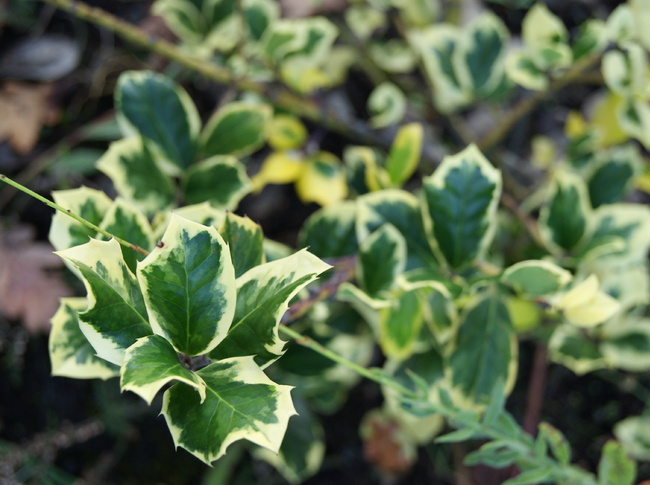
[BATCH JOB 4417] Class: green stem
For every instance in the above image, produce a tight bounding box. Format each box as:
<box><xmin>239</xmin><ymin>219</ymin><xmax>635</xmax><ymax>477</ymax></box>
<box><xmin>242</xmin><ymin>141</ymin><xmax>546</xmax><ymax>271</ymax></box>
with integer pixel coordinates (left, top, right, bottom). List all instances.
<box><xmin>40</xmin><ymin>0</ymin><xmax>390</xmax><ymax>151</ymax></box>
<box><xmin>0</xmin><ymin>174</ymin><xmax>150</xmax><ymax>257</ymax></box>
<box><xmin>278</xmin><ymin>324</ymin><xmax>420</xmax><ymax>400</ymax></box>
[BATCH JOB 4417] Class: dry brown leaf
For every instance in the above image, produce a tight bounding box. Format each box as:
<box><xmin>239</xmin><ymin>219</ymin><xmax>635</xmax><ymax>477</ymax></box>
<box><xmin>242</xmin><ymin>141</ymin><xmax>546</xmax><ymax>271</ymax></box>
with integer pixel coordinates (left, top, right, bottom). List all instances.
<box><xmin>0</xmin><ymin>81</ymin><xmax>60</xmax><ymax>154</ymax></box>
<box><xmin>361</xmin><ymin>412</ymin><xmax>415</xmax><ymax>476</ymax></box>
<box><xmin>0</xmin><ymin>225</ymin><xmax>71</xmax><ymax>333</ymax></box>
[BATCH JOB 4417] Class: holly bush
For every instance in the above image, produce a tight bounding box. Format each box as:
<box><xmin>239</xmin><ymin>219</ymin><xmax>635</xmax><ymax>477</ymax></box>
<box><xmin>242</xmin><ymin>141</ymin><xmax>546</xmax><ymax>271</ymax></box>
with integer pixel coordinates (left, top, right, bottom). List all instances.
<box><xmin>6</xmin><ymin>0</ymin><xmax>650</xmax><ymax>483</ymax></box>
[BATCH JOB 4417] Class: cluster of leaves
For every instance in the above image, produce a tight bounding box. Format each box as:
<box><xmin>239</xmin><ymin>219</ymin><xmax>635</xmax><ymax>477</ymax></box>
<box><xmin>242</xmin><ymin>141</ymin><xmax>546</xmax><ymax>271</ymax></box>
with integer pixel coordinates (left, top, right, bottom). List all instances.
<box><xmin>21</xmin><ymin>0</ymin><xmax>650</xmax><ymax>483</ymax></box>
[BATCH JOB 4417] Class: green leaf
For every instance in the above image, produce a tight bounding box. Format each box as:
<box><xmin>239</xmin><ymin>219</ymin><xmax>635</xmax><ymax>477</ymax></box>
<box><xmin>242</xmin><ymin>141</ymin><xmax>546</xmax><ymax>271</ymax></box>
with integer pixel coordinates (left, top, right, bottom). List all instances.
<box><xmin>152</xmin><ymin>202</ymin><xmax>227</xmax><ymax>241</ymax></box>
<box><xmin>56</xmin><ymin>239</ymin><xmax>151</xmax><ymax>365</ymax></box>
<box><xmin>219</xmin><ymin>212</ymin><xmax>265</xmax><ymax>278</ymax></box>
<box><xmin>501</xmin><ymin>260</ymin><xmax>572</xmax><ymax>298</ymax></box>
<box><xmin>448</xmin><ymin>294</ymin><xmax>516</xmax><ymax>403</ymax></box>
<box><xmin>162</xmin><ymin>356</ymin><xmax>296</xmax><ymax>464</ymax></box>
<box><xmin>464</xmin><ymin>441</ymin><xmax>519</xmax><ymax>468</ymax></box>
<box><xmin>378</xmin><ymin>285</ymin><xmax>425</xmax><ymax>361</ymax></box>
<box><xmin>121</xmin><ymin>335</ymin><xmax>207</xmax><ymax>405</ymax></box>
<box><xmin>49</xmin><ymin>187</ymin><xmax>111</xmax><ymax>251</ymax></box>
<box><xmin>600</xmin><ymin>319</ymin><xmax>650</xmax><ymax>372</ymax></box>
<box><xmin>422</xmin><ymin>144</ymin><xmax>502</xmax><ymax>269</ymax></box>
<box><xmin>367</xmin><ymin>82</ymin><xmax>406</xmax><ymax>128</ymax></box>
<box><xmin>409</xmin><ymin>25</ymin><xmax>469</xmax><ymax>112</ymax></box>
<box><xmin>588</xmin><ymin>146</ymin><xmax>640</xmax><ymax>207</ymax></box>
<box><xmin>99</xmin><ymin>197</ymin><xmax>155</xmax><ymax>273</ymax></box>
<box><xmin>539</xmin><ymin>171</ymin><xmax>591</xmax><ymax>252</ymax></box>
<box><xmin>504</xmin><ymin>51</ymin><xmax>548</xmax><ymax>90</ymax></box>
<box><xmin>116</xmin><ymin>70</ymin><xmax>200</xmax><ymax>171</ymax></box>
<box><xmin>538</xmin><ymin>422</ymin><xmax>571</xmax><ymax>465</ymax></box>
<box><xmin>580</xmin><ymin>204</ymin><xmax>650</xmax><ymax>264</ymax></box>
<box><xmin>96</xmin><ymin>137</ymin><xmax>175</xmax><ymax>217</ymax></box>
<box><xmin>501</xmin><ymin>467</ymin><xmax>554</xmax><ymax>485</ymax></box>
<box><xmin>152</xmin><ymin>0</ymin><xmax>205</xmax><ymax>44</ymax></box>
<box><xmin>548</xmin><ymin>323</ymin><xmax>607</xmax><ymax>375</ymax></box>
<box><xmin>454</xmin><ymin>12</ymin><xmax>508</xmax><ymax>97</ymax></box>
<box><xmin>598</xmin><ymin>441</ymin><xmax>636</xmax><ymax>485</ymax></box>
<box><xmin>49</xmin><ymin>298</ymin><xmax>119</xmax><ymax>380</ymax></box>
<box><xmin>137</xmin><ymin>214</ymin><xmax>236</xmax><ymax>356</ymax></box>
<box><xmin>436</xmin><ymin>427</ymin><xmax>483</xmax><ymax>443</ymax></box>
<box><xmin>243</xmin><ymin>0</ymin><xmax>279</xmax><ymax>42</ymax></box>
<box><xmin>358</xmin><ymin>224</ymin><xmax>406</xmax><ymax>296</ymax></box>
<box><xmin>617</xmin><ymin>98</ymin><xmax>650</xmax><ymax>150</ymax></box>
<box><xmin>182</xmin><ymin>155</ymin><xmax>251</xmax><ymax>209</ymax></box>
<box><xmin>385</xmin><ymin>123</ymin><xmax>422</xmax><ymax>186</ymax></box>
<box><xmin>210</xmin><ymin>250</ymin><xmax>330</xmax><ymax>367</ymax></box>
<box><xmin>299</xmin><ymin>201</ymin><xmax>359</xmax><ymax>258</ymax></box>
<box><xmin>200</xmin><ymin>102</ymin><xmax>272</xmax><ymax>157</ymax></box>
<box><xmin>357</xmin><ymin>189</ymin><xmax>437</xmax><ymax>270</ymax></box>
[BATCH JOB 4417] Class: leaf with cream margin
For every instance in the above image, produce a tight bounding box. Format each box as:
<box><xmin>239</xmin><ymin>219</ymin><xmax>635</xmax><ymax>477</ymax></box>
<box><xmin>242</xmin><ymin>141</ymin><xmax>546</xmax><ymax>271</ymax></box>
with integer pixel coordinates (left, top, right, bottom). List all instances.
<box><xmin>182</xmin><ymin>155</ymin><xmax>251</xmax><ymax>209</ymax></box>
<box><xmin>49</xmin><ymin>187</ymin><xmax>111</xmax><ymax>251</ymax></box>
<box><xmin>96</xmin><ymin>137</ymin><xmax>175</xmax><ymax>217</ymax></box>
<box><xmin>56</xmin><ymin>238</ymin><xmax>151</xmax><ymax>365</ymax></box>
<box><xmin>218</xmin><ymin>212</ymin><xmax>265</xmax><ymax>278</ymax></box>
<box><xmin>137</xmin><ymin>214</ymin><xmax>236</xmax><ymax>356</ymax></box>
<box><xmin>121</xmin><ymin>335</ymin><xmax>206</xmax><ymax>405</ymax></box>
<box><xmin>99</xmin><ymin>197</ymin><xmax>155</xmax><ymax>273</ymax></box>
<box><xmin>267</xmin><ymin>114</ymin><xmax>307</xmax><ymax>151</ymax></box>
<box><xmin>367</xmin><ymin>82</ymin><xmax>406</xmax><ymax>129</ymax></box>
<box><xmin>210</xmin><ymin>249</ymin><xmax>330</xmax><ymax>367</ymax></box>
<box><xmin>116</xmin><ymin>70</ymin><xmax>200</xmax><ymax>171</ymax></box>
<box><xmin>501</xmin><ymin>260</ymin><xmax>572</xmax><ymax>298</ymax></box>
<box><xmin>422</xmin><ymin>144</ymin><xmax>502</xmax><ymax>269</ymax></box>
<box><xmin>554</xmin><ymin>275</ymin><xmax>620</xmax><ymax>327</ymax></box>
<box><xmin>162</xmin><ymin>356</ymin><xmax>296</xmax><ymax>464</ymax></box>
<box><xmin>49</xmin><ymin>297</ymin><xmax>119</xmax><ymax>379</ymax></box>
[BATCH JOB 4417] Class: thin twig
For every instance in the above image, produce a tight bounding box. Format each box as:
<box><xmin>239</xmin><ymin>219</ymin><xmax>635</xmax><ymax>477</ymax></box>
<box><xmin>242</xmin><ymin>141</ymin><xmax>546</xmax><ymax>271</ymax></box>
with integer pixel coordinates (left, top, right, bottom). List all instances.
<box><xmin>476</xmin><ymin>53</ymin><xmax>603</xmax><ymax>152</ymax></box>
<box><xmin>0</xmin><ymin>174</ymin><xmax>150</xmax><ymax>256</ymax></box>
<box><xmin>523</xmin><ymin>343</ymin><xmax>548</xmax><ymax>435</ymax></box>
<box><xmin>40</xmin><ymin>0</ymin><xmax>393</xmax><ymax>152</ymax></box>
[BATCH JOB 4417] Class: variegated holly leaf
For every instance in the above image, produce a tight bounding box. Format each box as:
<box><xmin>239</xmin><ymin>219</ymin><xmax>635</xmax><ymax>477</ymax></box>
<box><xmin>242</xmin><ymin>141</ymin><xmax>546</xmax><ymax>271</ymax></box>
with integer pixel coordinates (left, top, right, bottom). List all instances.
<box><xmin>448</xmin><ymin>293</ymin><xmax>516</xmax><ymax>404</ymax></box>
<box><xmin>49</xmin><ymin>187</ymin><xmax>112</xmax><ymax>251</ymax></box>
<box><xmin>49</xmin><ymin>297</ymin><xmax>119</xmax><ymax>379</ymax></box>
<box><xmin>121</xmin><ymin>335</ymin><xmax>206</xmax><ymax>405</ymax></box>
<box><xmin>299</xmin><ymin>200</ymin><xmax>359</xmax><ymax>258</ymax></box>
<box><xmin>116</xmin><ymin>70</ymin><xmax>200</xmax><ymax>171</ymax></box>
<box><xmin>137</xmin><ymin>214</ymin><xmax>236</xmax><ymax>356</ymax></box>
<box><xmin>99</xmin><ymin>197</ymin><xmax>155</xmax><ymax>273</ymax></box>
<box><xmin>96</xmin><ymin>137</ymin><xmax>175</xmax><ymax>217</ymax></box>
<box><xmin>182</xmin><ymin>155</ymin><xmax>251</xmax><ymax>208</ymax></box>
<box><xmin>56</xmin><ymin>238</ymin><xmax>151</xmax><ymax>365</ymax></box>
<box><xmin>422</xmin><ymin>145</ymin><xmax>501</xmax><ymax>269</ymax></box>
<box><xmin>358</xmin><ymin>224</ymin><xmax>406</xmax><ymax>296</ymax></box>
<box><xmin>210</xmin><ymin>249</ymin><xmax>330</xmax><ymax>367</ymax></box>
<box><xmin>162</xmin><ymin>356</ymin><xmax>296</xmax><ymax>464</ymax></box>
<box><xmin>218</xmin><ymin>212</ymin><xmax>265</xmax><ymax>278</ymax></box>
<box><xmin>539</xmin><ymin>171</ymin><xmax>592</xmax><ymax>253</ymax></box>
<box><xmin>501</xmin><ymin>260</ymin><xmax>572</xmax><ymax>298</ymax></box>
<box><xmin>357</xmin><ymin>189</ymin><xmax>437</xmax><ymax>270</ymax></box>
<box><xmin>367</xmin><ymin>82</ymin><xmax>406</xmax><ymax>128</ymax></box>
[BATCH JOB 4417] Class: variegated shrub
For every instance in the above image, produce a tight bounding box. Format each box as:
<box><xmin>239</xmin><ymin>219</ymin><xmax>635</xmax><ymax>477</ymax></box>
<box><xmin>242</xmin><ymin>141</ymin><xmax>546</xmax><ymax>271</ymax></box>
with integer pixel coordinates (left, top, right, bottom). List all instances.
<box><xmin>9</xmin><ymin>0</ymin><xmax>650</xmax><ymax>483</ymax></box>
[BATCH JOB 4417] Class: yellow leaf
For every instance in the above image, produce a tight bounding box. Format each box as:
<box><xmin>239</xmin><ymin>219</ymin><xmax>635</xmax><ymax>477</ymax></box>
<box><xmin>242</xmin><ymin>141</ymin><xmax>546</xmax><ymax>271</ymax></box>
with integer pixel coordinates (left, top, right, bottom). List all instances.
<box><xmin>295</xmin><ymin>152</ymin><xmax>348</xmax><ymax>206</ymax></box>
<box><xmin>531</xmin><ymin>135</ymin><xmax>557</xmax><ymax>169</ymax></box>
<box><xmin>564</xmin><ymin>111</ymin><xmax>588</xmax><ymax>139</ymax></box>
<box><xmin>267</xmin><ymin>114</ymin><xmax>307</xmax><ymax>151</ymax></box>
<box><xmin>590</xmin><ymin>92</ymin><xmax>630</xmax><ymax>147</ymax></box>
<box><xmin>555</xmin><ymin>274</ymin><xmax>620</xmax><ymax>327</ymax></box>
<box><xmin>252</xmin><ymin>151</ymin><xmax>305</xmax><ymax>192</ymax></box>
<box><xmin>506</xmin><ymin>297</ymin><xmax>541</xmax><ymax>332</ymax></box>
